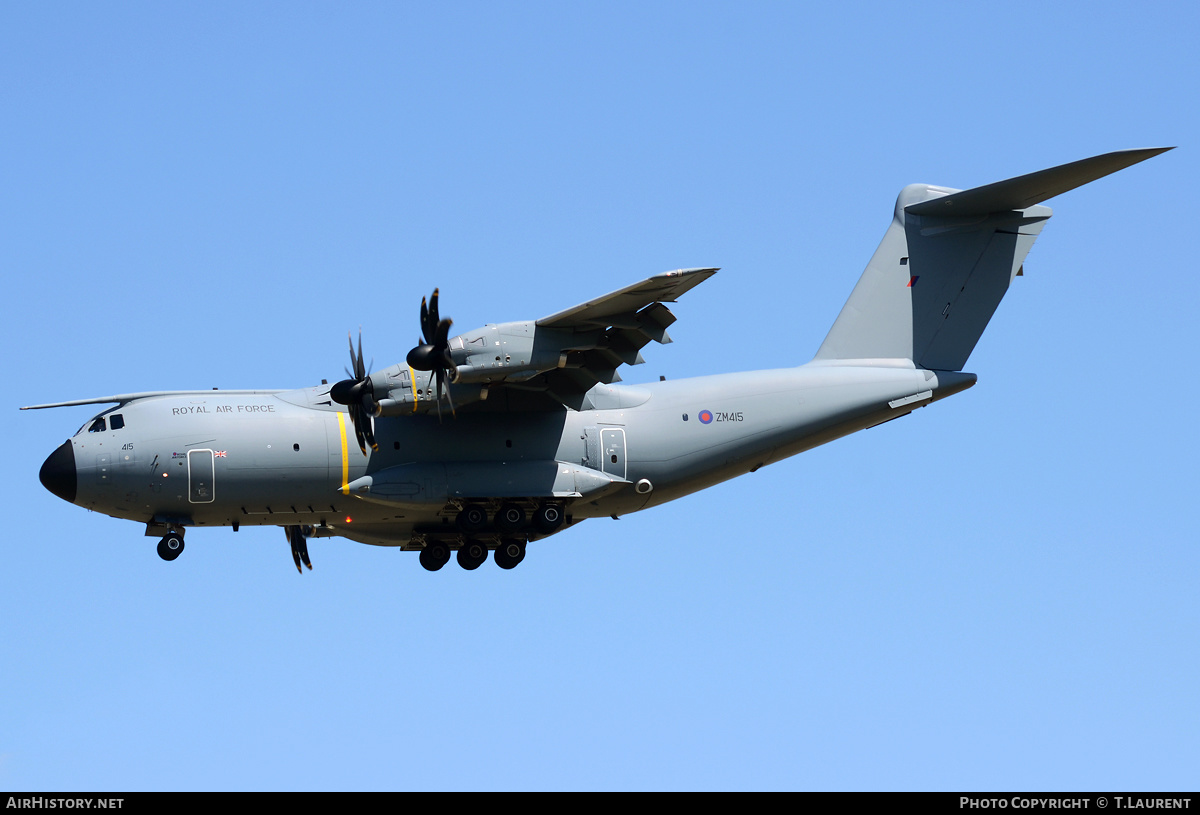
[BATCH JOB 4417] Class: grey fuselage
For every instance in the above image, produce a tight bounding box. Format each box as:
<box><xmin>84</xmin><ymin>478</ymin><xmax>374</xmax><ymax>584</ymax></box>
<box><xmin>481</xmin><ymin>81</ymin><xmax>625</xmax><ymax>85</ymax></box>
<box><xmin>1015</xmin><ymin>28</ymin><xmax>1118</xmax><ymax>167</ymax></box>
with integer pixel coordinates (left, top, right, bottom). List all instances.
<box><xmin>56</xmin><ymin>362</ymin><xmax>974</xmax><ymax>548</ymax></box>
<box><xmin>44</xmin><ymin>148</ymin><xmax>1167</xmax><ymax>557</ymax></box>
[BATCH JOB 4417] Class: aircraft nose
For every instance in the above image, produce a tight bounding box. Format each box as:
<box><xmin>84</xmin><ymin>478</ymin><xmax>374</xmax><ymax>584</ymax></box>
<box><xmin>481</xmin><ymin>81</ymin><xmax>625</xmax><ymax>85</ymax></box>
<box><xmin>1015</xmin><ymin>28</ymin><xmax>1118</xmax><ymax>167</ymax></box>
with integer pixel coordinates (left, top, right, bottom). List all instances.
<box><xmin>39</xmin><ymin>440</ymin><xmax>77</xmax><ymax>504</ymax></box>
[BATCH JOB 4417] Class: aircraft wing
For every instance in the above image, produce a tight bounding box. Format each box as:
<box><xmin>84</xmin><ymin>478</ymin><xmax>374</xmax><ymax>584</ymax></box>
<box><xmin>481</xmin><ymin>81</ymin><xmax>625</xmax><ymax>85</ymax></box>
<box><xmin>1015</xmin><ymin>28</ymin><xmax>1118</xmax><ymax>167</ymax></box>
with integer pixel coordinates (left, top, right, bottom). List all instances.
<box><xmin>500</xmin><ymin>267</ymin><xmax>718</xmax><ymax>408</ymax></box>
<box><xmin>537</xmin><ymin>267</ymin><xmax>718</xmax><ymax>329</ymax></box>
<box><xmin>365</xmin><ymin>268</ymin><xmax>718</xmax><ymax>416</ymax></box>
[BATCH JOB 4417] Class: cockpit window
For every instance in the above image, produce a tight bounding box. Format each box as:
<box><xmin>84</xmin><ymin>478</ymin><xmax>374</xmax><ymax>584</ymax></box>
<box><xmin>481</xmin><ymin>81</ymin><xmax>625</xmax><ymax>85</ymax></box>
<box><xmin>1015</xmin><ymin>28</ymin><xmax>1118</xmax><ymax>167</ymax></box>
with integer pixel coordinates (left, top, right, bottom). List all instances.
<box><xmin>110</xmin><ymin>413</ymin><xmax>125</xmax><ymax>430</ymax></box>
<box><xmin>88</xmin><ymin>417</ymin><xmax>107</xmax><ymax>433</ymax></box>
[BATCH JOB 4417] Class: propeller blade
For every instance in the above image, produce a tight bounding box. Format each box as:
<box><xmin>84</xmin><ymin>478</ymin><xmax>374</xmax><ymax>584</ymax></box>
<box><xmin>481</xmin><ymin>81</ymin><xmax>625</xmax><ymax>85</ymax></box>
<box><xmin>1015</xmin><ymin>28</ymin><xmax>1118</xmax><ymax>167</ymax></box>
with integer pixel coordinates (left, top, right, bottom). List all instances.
<box><xmin>427</xmin><ymin>289</ymin><xmax>440</xmax><ymax>341</ymax></box>
<box><xmin>406</xmin><ymin>287</ymin><xmax>458</xmax><ymax>420</ymax></box>
<box><xmin>332</xmin><ymin>332</ymin><xmax>377</xmax><ymax>452</ymax></box>
<box><xmin>362</xmin><ymin>412</ymin><xmax>377</xmax><ymax>452</ymax></box>
<box><xmin>443</xmin><ymin>369</ymin><xmax>457</xmax><ymax>418</ymax></box>
<box><xmin>349</xmin><ymin>405</ymin><xmax>363</xmax><ymax>454</ymax></box>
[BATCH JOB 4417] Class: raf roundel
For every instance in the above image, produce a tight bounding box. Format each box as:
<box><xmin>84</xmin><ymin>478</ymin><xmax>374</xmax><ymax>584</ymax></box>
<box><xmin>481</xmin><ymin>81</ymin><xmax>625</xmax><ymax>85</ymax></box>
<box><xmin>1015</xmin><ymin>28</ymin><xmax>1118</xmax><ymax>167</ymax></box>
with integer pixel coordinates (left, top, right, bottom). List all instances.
<box><xmin>699</xmin><ymin>410</ymin><xmax>713</xmax><ymax>424</ymax></box>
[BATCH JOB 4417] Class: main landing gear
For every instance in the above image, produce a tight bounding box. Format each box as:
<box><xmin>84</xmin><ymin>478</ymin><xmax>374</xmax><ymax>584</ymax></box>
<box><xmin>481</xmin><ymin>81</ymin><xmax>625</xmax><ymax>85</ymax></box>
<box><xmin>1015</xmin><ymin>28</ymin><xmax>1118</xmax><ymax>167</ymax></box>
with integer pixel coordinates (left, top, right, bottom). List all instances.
<box><xmin>457</xmin><ymin>540</ymin><xmax>488</xmax><ymax>571</ymax></box>
<box><xmin>494</xmin><ymin>538</ymin><xmax>525</xmax><ymax>570</ymax></box>
<box><xmin>418</xmin><ymin>536</ymin><xmax>527</xmax><ymax>572</ymax></box>
<box><xmin>419</xmin><ymin>541</ymin><xmax>451</xmax><ymax>571</ymax></box>
<box><xmin>156</xmin><ymin>531</ymin><xmax>185</xmax><ymax>561</ymax></box>
<box><xmin>416</xmin><ymin>501</ymin><xmax>563</xmax><ymax>572</ymax></box>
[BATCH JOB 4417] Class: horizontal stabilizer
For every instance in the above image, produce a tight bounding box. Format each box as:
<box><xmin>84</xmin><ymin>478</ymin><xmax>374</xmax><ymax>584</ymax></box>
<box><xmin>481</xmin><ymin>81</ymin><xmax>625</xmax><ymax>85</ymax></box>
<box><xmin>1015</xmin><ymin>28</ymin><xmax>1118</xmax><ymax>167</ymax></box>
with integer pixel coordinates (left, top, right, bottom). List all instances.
<box><xmin>905</xmin><ymin>148</ymin><xmax>1173</xmax><ymax>217</ymax></box>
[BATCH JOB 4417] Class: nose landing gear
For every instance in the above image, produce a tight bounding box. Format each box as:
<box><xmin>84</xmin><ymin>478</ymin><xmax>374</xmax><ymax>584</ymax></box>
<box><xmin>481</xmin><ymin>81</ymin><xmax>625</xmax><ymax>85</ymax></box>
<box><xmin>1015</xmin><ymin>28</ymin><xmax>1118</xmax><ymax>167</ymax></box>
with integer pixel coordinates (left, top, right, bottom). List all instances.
<box><xmin>156</xmin><ymin>531</ymin><xmax>185</xmax><ymax>562</ymax></box>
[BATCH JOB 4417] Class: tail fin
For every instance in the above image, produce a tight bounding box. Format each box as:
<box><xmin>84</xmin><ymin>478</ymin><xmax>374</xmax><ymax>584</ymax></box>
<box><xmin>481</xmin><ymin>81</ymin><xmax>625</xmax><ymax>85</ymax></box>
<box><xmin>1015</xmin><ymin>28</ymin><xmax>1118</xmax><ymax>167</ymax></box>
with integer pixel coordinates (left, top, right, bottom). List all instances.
<box><xmin>812</xmin><ymin>148</ymin><xmax>1172</xmax><ymax>370</ymax></box>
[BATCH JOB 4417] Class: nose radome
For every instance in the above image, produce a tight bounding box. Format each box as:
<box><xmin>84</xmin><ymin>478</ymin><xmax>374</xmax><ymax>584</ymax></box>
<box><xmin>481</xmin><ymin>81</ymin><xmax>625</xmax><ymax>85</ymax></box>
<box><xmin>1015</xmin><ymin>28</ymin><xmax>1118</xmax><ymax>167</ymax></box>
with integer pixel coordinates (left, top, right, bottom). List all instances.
<box><xmin>39</xmin><ymin>440</ymin><xmax>77</xmax><ymax>504</ymax></box>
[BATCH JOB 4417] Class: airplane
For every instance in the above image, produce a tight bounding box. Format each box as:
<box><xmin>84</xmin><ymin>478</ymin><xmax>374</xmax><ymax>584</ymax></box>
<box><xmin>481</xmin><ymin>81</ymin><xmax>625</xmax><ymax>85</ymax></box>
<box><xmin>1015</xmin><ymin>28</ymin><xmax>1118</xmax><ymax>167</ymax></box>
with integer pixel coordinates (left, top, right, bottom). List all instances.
<box><xmin>25</xmin><ymin>148</ymin><xmax>1171</xmax><ymax>573</ymax></box>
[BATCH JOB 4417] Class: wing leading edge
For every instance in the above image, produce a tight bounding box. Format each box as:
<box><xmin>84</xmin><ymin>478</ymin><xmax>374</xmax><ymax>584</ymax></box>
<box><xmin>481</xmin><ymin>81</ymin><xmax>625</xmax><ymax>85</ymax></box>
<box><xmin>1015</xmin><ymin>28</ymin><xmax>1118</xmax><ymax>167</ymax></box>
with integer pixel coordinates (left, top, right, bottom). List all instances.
<box><xmin>537</xmin><ymin>267</ymin><xmax>718</xmax><ymax>328</ymax></box>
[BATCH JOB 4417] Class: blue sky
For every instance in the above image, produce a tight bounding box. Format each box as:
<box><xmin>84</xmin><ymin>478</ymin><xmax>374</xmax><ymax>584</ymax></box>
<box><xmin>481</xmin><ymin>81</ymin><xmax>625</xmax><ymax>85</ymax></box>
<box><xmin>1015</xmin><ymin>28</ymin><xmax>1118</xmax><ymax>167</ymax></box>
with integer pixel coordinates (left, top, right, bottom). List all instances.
<box><xmin>3</xmin><ymin>1</ymin><xmax>1197</xmax><ymax>791</ymax></box>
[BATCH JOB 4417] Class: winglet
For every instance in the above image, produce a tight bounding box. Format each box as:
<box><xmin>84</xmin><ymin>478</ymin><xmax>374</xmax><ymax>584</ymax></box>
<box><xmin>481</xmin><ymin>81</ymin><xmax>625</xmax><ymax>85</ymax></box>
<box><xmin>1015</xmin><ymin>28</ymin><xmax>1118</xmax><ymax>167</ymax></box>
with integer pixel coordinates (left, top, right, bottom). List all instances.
<box><xmin>905</xmin><ymin>147</ymin><xmax>1174</xmax><ymax>217</ymax></box>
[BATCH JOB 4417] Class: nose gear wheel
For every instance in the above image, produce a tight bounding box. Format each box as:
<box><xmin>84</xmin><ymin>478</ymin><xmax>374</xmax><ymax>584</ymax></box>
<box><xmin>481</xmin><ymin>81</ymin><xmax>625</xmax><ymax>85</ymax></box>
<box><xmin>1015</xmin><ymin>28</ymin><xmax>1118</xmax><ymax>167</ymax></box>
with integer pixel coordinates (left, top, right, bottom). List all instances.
<box><xmin>157</xmin><ymin>532</ymin><xmax>185</xmax><ymax>562</ymax></box>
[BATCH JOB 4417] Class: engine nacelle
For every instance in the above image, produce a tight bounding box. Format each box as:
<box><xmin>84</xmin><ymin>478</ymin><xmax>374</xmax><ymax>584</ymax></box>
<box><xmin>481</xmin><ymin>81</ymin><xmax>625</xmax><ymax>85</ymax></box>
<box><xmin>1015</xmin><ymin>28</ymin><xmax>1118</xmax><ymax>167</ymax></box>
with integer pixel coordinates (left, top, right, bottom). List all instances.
<box><xmin>448</xmin><ymin>321</ymin><xmax>579</xmax><ymax>384</ymax></box>
<box><xmin>360</xmin><ymin>320</ymin><xmax>603</xmax><ymax>415</ymax></box>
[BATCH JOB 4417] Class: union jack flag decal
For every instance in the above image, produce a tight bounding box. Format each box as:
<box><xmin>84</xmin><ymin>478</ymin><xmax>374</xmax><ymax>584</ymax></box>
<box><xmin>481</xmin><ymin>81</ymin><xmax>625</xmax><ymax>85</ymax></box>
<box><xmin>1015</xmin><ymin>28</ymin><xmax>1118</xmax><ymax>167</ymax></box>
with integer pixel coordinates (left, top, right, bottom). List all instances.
<box><xmin>214</xmin><ymin>450</ymin><xmax>227</xmax><ymax>458</ymax></box>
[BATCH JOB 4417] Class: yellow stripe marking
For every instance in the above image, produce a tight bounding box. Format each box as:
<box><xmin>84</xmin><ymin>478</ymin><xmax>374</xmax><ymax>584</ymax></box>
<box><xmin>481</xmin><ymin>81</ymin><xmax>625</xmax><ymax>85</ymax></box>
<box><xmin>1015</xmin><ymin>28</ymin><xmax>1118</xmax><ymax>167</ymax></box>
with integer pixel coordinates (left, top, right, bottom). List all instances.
<box><xmin>336</xmin><ymin>411</ymin><xmax>350</xmax><ymax>494</ymax></box>
<box><xmin>409</xmin><ymin>366</ymin><xmax>419</xmax><ymax>413</ymax></box>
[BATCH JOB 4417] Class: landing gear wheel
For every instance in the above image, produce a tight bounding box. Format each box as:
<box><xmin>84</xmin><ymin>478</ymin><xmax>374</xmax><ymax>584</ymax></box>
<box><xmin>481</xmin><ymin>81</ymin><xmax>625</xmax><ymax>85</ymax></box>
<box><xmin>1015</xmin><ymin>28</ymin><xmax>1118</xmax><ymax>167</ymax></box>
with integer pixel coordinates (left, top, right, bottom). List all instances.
<box><xmin>419</xmin><ymin>542</ymin><xmax>451</xmax><ymax>572</ymax></box>
<box><xmin>456</xmin><ymin>504</ymin><xmax>489</xmax><ymax>534</ymax></box>
<box><xmin>457</xmin><ymin>540</ymin><xmax>488</xmax><ymax>570</ymax></box>
<box><xmin>494</xmin><ymin>538</ymin><xmax>526</xmax><ymax>570</ymax></box>
<box><xmin>157</xmin><ymin>533</ymin><xmax>184</xmax><ymax>562</ymax></box>
<box><xmin>532</xmin><ymin>503</ymin><xmax>565</xmax><ymax>534</ymax></box>
<box><xmin>494</xmin><ymin>503</ymin><xmax>526</xmax><ymax>533</ymax></box>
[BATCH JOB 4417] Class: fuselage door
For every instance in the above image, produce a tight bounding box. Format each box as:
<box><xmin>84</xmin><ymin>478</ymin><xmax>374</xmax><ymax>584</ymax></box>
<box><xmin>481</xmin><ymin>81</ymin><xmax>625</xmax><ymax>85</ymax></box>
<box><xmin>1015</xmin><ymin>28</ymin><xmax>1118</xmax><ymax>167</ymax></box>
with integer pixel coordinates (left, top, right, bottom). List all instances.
<box><xmin>188</xmin><ymin>449</ymin><xmax>215</xmax><ymax>503</ymax></box>
<box><xmin>600</xmin><ymin>427</ymin><xmax>627</xmax><ymax>480</ymax></box>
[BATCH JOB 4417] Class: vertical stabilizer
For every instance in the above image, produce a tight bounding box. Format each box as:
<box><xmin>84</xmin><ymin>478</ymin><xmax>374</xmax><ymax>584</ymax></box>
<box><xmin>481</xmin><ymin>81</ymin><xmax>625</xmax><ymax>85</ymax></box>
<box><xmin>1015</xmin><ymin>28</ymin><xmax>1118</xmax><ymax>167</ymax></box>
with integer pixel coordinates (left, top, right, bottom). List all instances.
<box><xmin>812</xmin><ymin>148</ymin><xmax>1171</xmax><ymax>370</ymax></box>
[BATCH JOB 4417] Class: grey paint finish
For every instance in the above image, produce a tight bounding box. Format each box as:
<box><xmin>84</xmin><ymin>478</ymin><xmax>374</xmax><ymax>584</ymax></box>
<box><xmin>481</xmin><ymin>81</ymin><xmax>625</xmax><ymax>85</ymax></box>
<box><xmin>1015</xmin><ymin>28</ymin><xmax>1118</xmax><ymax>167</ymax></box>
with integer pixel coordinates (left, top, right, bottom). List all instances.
<box><xmin>813</xmin><ymin>183</ymin><xmax>1049</xmax><ymax>368</ymax></box>
<box><xmin>814</xmin><ymin>148</ymin><xmax>1171</xmax><ymax>371</ymax></box>
<box><xmin>904</xmin><ymin>148</ymin><xmax>1172</xmax><ymax>217</ymax></box>
<box><xmin>43</xmin><ymin>353</ymin><xmax>978</xmax><ymax>546</ymax></box>
<box><xmin>25</xmin><ymin>149</ymin><xmax>1171</xmax><ymax>566</ymax></box>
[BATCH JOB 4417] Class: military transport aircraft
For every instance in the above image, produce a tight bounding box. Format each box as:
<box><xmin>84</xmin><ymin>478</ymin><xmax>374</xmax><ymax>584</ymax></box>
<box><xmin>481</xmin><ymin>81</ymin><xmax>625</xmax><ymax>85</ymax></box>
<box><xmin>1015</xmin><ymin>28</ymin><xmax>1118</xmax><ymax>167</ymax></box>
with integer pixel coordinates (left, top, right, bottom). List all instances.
<box><xmin>26</xmin><ymin>148</ymin><xmax>1170</xmax><ymax>573</ymax></box>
